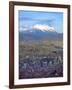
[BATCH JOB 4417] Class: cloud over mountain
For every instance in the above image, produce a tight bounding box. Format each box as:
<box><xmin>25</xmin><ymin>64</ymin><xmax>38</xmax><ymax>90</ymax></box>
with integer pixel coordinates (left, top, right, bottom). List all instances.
<box><xmin>19</xmin><ymin>24</ymin><xmax>56</xmax><ymax>33</ymax></box>
<box><xmin>32</xmin><ymin>24</ymin><xmax>56</xmax><ymax>32</ymax></box>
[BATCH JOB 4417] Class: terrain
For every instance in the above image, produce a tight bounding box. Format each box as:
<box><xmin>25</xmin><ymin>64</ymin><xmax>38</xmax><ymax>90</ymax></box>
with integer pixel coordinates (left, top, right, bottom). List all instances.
<box><xmin>19</xmin><ymin>30</ymin><xmax>63</xmax><ymax>79</ymax></box>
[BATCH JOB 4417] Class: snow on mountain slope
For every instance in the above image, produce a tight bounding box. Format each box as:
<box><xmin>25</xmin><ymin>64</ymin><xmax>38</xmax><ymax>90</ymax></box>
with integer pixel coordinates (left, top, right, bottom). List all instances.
<box><xmin>32</xmin><ymin>24</ymin><xmax>56</xmax><ymax>32</ymax></box>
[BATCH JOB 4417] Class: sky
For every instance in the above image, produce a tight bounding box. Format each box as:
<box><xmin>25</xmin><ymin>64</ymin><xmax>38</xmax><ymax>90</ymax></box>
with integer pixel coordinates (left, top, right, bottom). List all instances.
<box><xmin>19</xmin><ymin>10</ymin><xmax>63</xmax><ymax>33</ymax></box>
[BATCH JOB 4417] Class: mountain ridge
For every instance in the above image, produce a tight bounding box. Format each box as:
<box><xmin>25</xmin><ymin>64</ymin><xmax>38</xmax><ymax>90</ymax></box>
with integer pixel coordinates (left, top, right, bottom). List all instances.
<box><xmin>19</xmin><ymin>29</ymin><xmax>63</xmax><ymax>41</ymax></box>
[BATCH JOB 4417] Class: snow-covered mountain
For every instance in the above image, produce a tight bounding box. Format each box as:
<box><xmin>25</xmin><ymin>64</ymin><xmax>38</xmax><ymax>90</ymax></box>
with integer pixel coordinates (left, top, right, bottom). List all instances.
<box><xmin>32</xmin><ymin>24</ymin><xmax>56</xmax><ymax>32</ymax></box>
<box><xmin>19</xmin><ymin>24</ymin><xmax>63</xmax><ymax>40</ymax></box>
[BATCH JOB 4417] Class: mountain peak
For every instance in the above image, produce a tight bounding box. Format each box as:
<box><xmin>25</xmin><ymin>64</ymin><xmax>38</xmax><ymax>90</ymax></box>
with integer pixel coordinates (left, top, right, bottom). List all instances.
<box><xmin>32</xmin><ymin>24</ymin><xmax>56</xmax><ymax>32</ymax></box>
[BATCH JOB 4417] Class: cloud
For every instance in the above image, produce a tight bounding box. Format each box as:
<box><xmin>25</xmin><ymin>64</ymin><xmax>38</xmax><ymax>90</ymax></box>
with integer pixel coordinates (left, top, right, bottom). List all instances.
<box><xmin>19</xmin><ymin>25</ymin><xmax>30</xmax><ymax>31</ymax></box>
<box><xmin>19</xmin><ymin>24</ymin><xmax>56</xmax><ymax>32</ymax></box>
<box><xmin>32</xmin><ymin>24</ymin><xmax>56</xmax><ymax>32</ymax></box>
